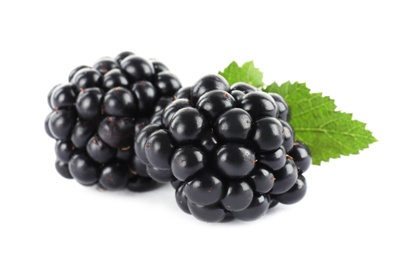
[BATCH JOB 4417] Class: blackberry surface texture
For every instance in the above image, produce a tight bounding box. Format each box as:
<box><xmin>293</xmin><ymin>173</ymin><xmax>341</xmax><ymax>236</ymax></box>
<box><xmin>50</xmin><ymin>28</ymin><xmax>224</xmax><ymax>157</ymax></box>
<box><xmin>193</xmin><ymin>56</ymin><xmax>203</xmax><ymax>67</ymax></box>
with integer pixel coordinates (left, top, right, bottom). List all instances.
<box><xmin>45</xmin><ymin>52</ymin><xmax>182</xmax><ymax>191</ymax></box>
<box><xmin>136</xmin><ymin>75</ymin><xmax>312</xmax><ymax>222</ymax></box>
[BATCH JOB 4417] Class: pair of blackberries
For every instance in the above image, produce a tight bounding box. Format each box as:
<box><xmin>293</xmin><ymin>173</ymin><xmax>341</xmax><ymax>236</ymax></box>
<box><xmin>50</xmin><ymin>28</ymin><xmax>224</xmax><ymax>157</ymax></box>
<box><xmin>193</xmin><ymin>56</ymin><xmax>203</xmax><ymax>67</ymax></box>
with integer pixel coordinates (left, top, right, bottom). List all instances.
<box><xmin>45</xmin><ymin>52</ymin><xmax>311</xmax><ymax>222</ymax></box>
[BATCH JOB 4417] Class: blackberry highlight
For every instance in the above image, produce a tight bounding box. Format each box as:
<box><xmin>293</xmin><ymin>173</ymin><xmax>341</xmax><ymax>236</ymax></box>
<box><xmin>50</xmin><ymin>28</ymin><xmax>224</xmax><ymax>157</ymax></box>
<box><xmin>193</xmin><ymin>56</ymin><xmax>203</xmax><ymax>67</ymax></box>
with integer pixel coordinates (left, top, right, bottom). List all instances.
<box><xmin>136</xmin><ymin>74</ymin><xmax>311</xmax><ymax>222</ymax></box>
<box><xmin>45</xmin><ymin>51</ymin><xmax>181</xmax><ymax>191</ymax></box>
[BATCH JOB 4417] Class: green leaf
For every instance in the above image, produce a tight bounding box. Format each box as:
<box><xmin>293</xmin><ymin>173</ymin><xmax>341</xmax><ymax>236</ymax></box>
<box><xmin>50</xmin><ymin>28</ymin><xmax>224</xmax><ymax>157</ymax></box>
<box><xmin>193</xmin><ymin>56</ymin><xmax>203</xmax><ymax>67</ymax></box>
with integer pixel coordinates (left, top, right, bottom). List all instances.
<box><xmin>219</xmin><ymin>60</ymin><xmax>378</xmax><ymax>165</ymax></box>
<box><xmin>265</xmin><ymin>82</ymin><xmax>377</xmax><ymax>165</ymax></box>
<box><xmin>218</xmin><ymin>61</ymin><xmax>264</xmax><ymax>87</ymax></box>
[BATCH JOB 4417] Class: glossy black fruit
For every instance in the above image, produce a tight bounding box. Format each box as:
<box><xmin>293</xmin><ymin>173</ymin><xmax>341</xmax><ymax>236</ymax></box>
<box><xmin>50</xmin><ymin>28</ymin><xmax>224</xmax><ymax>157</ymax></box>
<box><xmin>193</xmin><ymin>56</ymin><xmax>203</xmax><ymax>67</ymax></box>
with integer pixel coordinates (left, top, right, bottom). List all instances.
<box><xmin>174</xmin><ymin>86</ymin><xmax>192</xmax><ymax>100</ymax></box>
<box><xmin>252</xmin><ymin>117</ymin><xmax>284</xmax><ymax>152</ymax></box>
<box><xmin>98</xmin><ymin>117</ymin><xmax>134</xmax><ymax>148</ymax></box>
<box><xmin>154</xmin><ymin>71</ymin><xmax>182</xmax><ymax>96</ymax></box>
<box><xmin>289</xmin><ymin>141</ymin><xmax>312</xmax><ymax>173</ymax></box>
<box><xmin>102</xmin><ymin>69</ymin><xmax>129</xmax><ymax>90</ymax></box>
<box><xmin>191</xmin><ymin>74</ymin><xmax>230</xmax><ymax>103</ymax></box>
<box><xmin>50</xmin><ymin>84</ymin><xmax>77</xmax><ymax>109</ymax></box>
<box><xmin>136</xmin><ymin>74</ymin><xmax>311</xmax><ymax>222</ymax></box>
<box><xmin>270</xmin><ymin>159</ymin><xmax>298</xmax><ymax>195</ymax></box>
<box><xmin>115</xmin><ymin>51</ymin><xmax>134</xmax><ymax>65</ymax></box>
<box><xmin>162</xmin><ymin>99</ymin><xmax>191</xmax><ymax>127</ymax></box>
<box><xmin>146</xmin><ymin>165</ymin><xmax>173</xmax><ymax>183</ymax></box>
<box><xmin>231</xmin><ymin>194</ymin><xmax>270</xmax><ymax>221</ymax></box>
<box><xmin>184</xmin><ymin>171</ymin><xmax>224</xmax><ymax>206</ymax></box>
<box><xmin>280</xmin><ymin>120</ymin><xmax>294</xmax><ymax>152</ymax></box>
<box><xmin>221</xmin><ymin>181</ymin><xmax>254</xmax><ymax>212</ymax></box>
<box><xmin>196</xmin><ymin>90</ymin><xmax>236</xmax><ymax>121</ymax></box>
<box><xmin>230</xmin><ymin>90</ymin><xmax>245</xmax><ymax>102</ymax></box>
<box><xmin>240</xmin><ymin>92</ymin><xmax>277</xmax><ymax>120</ymax></box>
<box><xmin>187</xmin><ymin>201</ymin><xmax>226</xmax><ymax>223</ymax></box>
<box><xmin>48</xmin><ymin>109</ymin><xmax>76</xmax><ymax>141</ymax></box>
<box><xmin>215</xmin><ymin>108</ymin><xmax>252</xmax><ymax>142</ymax></box>
<box><xmin>216</xmin><ymin>144</ymin><xmax>256</xmax><ymax>178</ymax></box>
<box><xmin>71</xmin><ymin>120</ymin><xmax>97</xmax><ymax>149</ymax></box>
<box><xmin>273</xmin><ymin>175</ymin><xmax>307</xmax><ymax>204</ymax></box>
<box><xmin>116</xmin><ymin>146</ymin><xmax>134</xmax><ymax>161</ymax></box>
<box><xmin>76</xmin><ymin>88</ymin><xmax>103</xmax><ymax>121</ymax></box>
<box><xmin>128</xmin><ymin>155</ymin><xmax>150</xmax><ymax>178</ymax></box>
<box><xmin>68</xmin><ymin>153</ymin><xmax>100</xmax><ymax>186</ymax></box>
<box><xmin>131</xmin><ymin>81</ymin><xmax>157</xmax><ymax>113</ymax></box>
<box><xmin>72</xmin><ymin>68</ymin><xmax>102</xmax><ymax>90</ymax></box>
<box><xmin>45</xmin><ymin>112</ymin><xmax>56</xmax><ymax>139</ymax></box>
<box><xmin>134</xmin><ymin>124</ymin><xmax>160</xmax><ymax>165</ymax></box>
<box><xmin>86</xmin><ymin>135</ymin><xmax>116</xmax><ymax>163</ymax></box>
<box><xmin>145</xmin><ymin>129</ymin><xmax>175</xmax><ymax>170</ymax></box>
<box><xmin>121</xmin><ymin>55</ymin><xmax>155</xmax><ymax>82</ymax></box>
<box><xmin>258</xmin><ymin>146</ymin><xmax>287</xmax><ymax>171</ymax></box>
<box><xmin>68</xmin><ymin>65</ymin><xmax>90</xmax><ymax>82</ymax></box>
<box><xmin>46</xmin><ymin>51</ymin><xmax>182</xmax><ymax>192</ymax></box>
<box><xmin>150</xmin><ymin>59</ymin><xmax>169</xmax><ymax>74</ymax></box>
<box><xmin>99</xmin><ymin>162</ymin><xmax>130</xmax><ymax>190</ymax></box>
<box><xmin>248</xmin><ymin>167</ymin><xmax>275</xmax><ymax>193</ymax></box>
<box><xmin>230</xmin><ymin>82</ymin><xmax>258</xmax><ymax>94</ymax></box>
<box><xmin>127</xmin><ymin>175</ymin><xmax>159</xmax><ymax>192</ymax></box>
<box><xmin>270</xmin><ymin>93</ymin><xmax>290</xmax><ymax>122</ymax></box>
<box><xmin>55</xmin><ymin>160</ymin><xmax>73</xmax><ymax>179</ymax></box>
<box><xmin>55</xmin><ymin>140</ymin><xmax>75</xmax><ymax>163</ymax></box>
<box><xmin>171</xmin><ymin>145</ymin><xmax>205</xmax><ymax>181</ymax></box>
<box><xmin>93</xmin><ymin>57</ymin><xmax>119</xmax><ymax>74</ymax></box>
<box><xmin>175</xmin><ymin>184</ymin><xmax>190</xmax><ymax>214</ymax></box>
<box><xmin>169</xmin><ymin>107</ymin><xmax>206</xmax><ymax>143</ymax></box>
<box><xmin>103</xmin><ymin>87</ymin><xmax>136</xmax><ymax>117</ymax></box>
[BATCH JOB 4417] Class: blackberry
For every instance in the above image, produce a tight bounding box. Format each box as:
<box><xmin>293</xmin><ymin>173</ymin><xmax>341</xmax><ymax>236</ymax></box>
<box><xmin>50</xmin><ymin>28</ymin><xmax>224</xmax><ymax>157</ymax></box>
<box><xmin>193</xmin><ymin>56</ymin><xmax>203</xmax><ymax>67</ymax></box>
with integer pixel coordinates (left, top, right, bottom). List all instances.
<box><xmin>136</xmin><ymin>74</ymin><xmax>312</xmax><ymax>222</ymax></box>
<box><xmin>45</xmin><ymin>51</ymin><xmax>182</xmax><ymax>191</ymax></box>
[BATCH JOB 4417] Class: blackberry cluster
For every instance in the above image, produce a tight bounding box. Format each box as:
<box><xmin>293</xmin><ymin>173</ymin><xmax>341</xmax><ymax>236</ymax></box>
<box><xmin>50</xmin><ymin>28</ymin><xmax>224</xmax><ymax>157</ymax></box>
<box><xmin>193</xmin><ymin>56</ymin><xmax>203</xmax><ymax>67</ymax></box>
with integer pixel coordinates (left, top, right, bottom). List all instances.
<box><xmin>136</xmin><ymin>74</ymin><xmax>311</xmax><ymax>222</ymax></box>
<box><xmin>45</xmin><ymin>51</ymin><xmax>181</xmax><ymax>191</ymax></box>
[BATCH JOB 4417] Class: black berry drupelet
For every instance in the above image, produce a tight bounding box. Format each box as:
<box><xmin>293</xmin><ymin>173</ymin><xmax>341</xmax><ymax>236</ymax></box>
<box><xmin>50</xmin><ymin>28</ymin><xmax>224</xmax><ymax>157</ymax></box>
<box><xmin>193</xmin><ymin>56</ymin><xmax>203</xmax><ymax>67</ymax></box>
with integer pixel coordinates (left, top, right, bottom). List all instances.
<box><xmin>136</xmin><ymin>74</ymin><xmax>312</xmax><ymax>222</ymax></box>
<box><xmin>45</xmin><ymin>52</ymin><xmax>182</xmax><ymax>191</ymax></box>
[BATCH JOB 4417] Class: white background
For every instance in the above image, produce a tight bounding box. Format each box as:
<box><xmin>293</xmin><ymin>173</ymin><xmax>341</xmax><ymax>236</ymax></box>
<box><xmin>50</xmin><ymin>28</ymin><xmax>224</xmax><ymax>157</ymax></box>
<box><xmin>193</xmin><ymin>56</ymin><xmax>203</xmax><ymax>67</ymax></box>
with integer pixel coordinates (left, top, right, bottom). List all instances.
<box><xmin>0</xmin><ymin>0</ymin><xmax>398</xmax><ymax>259</ymax></box>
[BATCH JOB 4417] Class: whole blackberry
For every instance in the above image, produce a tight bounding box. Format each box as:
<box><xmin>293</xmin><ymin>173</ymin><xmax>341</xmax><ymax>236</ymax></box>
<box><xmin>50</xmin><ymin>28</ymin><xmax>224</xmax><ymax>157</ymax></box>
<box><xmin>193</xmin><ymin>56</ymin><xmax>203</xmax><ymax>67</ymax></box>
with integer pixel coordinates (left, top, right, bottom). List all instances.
<box><xmin>45</xmin><ymin>52</ymin><xmax>182</xmax><ymax>191</ymax></box>
<box><xmin>136</xmin><ymin>75</ymin><xmax>312</xmax><ymax>222</ymax></box>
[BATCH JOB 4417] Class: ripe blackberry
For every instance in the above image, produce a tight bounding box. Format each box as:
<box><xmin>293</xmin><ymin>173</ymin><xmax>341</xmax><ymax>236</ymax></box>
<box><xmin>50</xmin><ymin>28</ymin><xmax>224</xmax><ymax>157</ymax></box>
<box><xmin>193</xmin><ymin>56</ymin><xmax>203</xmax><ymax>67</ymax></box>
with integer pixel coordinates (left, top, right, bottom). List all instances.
<box><xmin>45</xmin><ymin>51</ymin><xmax>182</xmax><ymax>191</ymax></box>
<box><xmin>136</xmin><ymin>74</ymin><xmax>312</xmax><ymax>222</ymax></box>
